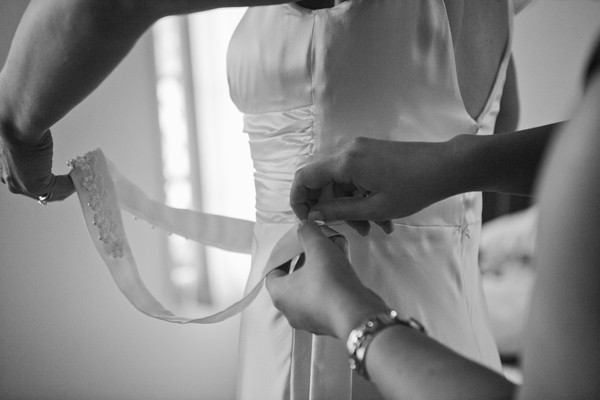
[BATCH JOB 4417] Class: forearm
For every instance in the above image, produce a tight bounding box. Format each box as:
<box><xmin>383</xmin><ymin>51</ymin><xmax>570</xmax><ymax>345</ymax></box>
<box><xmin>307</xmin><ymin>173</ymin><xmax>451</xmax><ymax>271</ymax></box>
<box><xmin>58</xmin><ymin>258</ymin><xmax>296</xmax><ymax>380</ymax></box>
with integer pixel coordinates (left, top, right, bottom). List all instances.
<box><xmin>366</xmin><ymin>325</ymin><xmax>516</xmax><ymax>400</ymax></box>
<box><xmin>0</xmin><ymin>0</ymin><xmax>160</xmax><ymax>142</ymax></box>
<box><xmin>333</xmin><ymin>293</ymin><xmax>514</xmax><ymax>400</ymax></box>
<box><xmin>450</xmin><ymin>122</ymin><xmax>562</xmax><ymax>197</ymax></box>
<box><xmin>334</xmin><ymin>297</ymin><xmax>515</xmax><ymax>400</ymax></box>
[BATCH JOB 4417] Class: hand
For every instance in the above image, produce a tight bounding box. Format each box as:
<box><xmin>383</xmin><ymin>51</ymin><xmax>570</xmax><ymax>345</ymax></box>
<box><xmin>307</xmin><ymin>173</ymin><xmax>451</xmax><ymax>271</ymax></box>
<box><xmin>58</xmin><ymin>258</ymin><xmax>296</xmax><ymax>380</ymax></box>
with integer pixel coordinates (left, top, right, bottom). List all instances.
<box><xmin>290</xmin><ymin>137</ymin><xmax>457</xmax><ymax>235</ymax></box>
<box><xmin>266</xmin><ymin>221</ymin><xmax>387</xmax><ymax>339</ymax></box>
<box><xmin>0</xmin><ymin>127</ymin><xmax>75</xmax><ymax>202</ymax></box>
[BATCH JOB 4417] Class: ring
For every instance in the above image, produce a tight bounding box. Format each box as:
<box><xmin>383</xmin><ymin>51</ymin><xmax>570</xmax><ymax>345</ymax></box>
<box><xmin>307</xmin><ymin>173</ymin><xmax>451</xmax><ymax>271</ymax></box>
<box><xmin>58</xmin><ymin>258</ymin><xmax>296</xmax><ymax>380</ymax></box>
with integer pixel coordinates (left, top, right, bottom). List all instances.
<box><xmin>38</xmin><ymin>193</ymin><xmax>52</xmax><ymax>206</ymax></box>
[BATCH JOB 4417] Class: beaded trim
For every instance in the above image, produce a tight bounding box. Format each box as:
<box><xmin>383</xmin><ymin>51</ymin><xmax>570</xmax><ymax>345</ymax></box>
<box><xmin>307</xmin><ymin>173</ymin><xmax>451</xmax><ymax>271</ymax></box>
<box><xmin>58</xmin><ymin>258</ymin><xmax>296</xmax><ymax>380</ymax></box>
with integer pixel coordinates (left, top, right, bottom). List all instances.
<box><xmin>68</xmin><ymin>155</ymin><xmax>125</xmax><ymax>258</ymax></box>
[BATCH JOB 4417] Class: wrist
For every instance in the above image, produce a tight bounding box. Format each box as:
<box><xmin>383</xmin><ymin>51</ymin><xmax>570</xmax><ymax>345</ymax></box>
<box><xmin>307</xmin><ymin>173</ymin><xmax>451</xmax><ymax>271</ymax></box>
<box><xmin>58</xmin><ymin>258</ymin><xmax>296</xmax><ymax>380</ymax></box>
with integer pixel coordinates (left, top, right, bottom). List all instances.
<box><xmin>345</xmin><ymin>310</ymin><xmax>427</xmax><ymax>380</ymax></box>
<box><xmin>334</xmin><ymin>290</ymin><xmax>389</xmax><ymax>340</ymax></box>
<box><xmin>0</xmin><ymin>107</ymin><xmax>46</xmax><ymax>144</ymax></box>
<box><xmin>445</xmin><ymin>134</ymin><xmax>487</xmax><ymax>194</ymax></box>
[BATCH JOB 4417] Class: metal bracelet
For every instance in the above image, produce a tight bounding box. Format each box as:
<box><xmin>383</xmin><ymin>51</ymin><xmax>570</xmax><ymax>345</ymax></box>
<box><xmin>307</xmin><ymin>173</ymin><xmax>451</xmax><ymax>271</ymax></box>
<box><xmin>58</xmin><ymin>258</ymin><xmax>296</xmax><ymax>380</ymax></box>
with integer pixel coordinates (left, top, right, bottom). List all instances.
<box><xmin>346</xmin><ymin>310</ymin><xmax>426</xmax><ymax>380</ymax></box>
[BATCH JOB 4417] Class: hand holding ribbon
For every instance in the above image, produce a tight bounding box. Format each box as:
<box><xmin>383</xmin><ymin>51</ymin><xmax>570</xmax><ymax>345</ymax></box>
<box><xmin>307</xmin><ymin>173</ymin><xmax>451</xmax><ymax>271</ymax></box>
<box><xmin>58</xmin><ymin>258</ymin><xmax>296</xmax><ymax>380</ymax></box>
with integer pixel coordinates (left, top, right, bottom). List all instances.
<box><xmin>0</xmin><ymin>127</ymin><xmax>74</xmax><ymax>203</ymax></box>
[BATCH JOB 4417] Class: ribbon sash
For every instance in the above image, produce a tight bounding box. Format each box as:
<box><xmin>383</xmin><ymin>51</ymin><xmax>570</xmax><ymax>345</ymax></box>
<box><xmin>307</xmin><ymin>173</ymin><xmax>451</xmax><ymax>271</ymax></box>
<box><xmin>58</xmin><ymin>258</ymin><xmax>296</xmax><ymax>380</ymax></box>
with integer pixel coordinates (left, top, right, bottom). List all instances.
<box><xmin>68</xmin><ymin>148</ymin><xmax>341</xmax><ymax>324</ymax></box>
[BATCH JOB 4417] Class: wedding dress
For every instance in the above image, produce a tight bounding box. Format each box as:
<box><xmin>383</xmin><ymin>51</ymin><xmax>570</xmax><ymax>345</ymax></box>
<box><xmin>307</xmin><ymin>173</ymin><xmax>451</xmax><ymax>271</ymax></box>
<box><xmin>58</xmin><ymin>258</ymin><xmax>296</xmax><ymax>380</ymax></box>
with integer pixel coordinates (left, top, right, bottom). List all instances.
<box><xmin>70</xmin><ymin>1</ymin><xmax>516</xmax><ymax>399</ymax></box>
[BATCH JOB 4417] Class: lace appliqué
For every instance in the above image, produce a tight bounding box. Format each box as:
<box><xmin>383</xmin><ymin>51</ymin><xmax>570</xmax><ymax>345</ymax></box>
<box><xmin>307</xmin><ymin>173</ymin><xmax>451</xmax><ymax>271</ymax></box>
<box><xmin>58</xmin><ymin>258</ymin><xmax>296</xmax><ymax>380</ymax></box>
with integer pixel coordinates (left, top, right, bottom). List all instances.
<box><xmin>68</xmin><ymin>155</ymin><xmax>125</xmax><ymax>258</ymax></box>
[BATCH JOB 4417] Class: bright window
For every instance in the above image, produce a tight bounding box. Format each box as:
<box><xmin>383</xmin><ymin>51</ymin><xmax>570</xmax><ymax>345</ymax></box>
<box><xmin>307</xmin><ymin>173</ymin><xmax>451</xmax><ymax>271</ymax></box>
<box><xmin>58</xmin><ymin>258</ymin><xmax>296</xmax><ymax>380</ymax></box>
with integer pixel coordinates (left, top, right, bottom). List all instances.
<box><xmin>152</xmin><ymin>9</ymin><xmax>253</xmax><ymax>308</ymax></box>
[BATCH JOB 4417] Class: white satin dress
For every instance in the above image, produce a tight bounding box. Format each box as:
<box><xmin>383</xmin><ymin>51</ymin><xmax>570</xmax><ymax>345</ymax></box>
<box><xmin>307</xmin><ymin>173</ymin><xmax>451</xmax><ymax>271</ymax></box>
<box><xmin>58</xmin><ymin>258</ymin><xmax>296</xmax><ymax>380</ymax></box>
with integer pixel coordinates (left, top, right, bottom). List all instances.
<box><xmin>70</xmin><ymin>1</ymin><xmax>514</xmax><ymax>399</ymax></box>
<box><xmin>227</xmin><ymin>1</ymin><xmax>511</xmax><ymax>398</ymax></box>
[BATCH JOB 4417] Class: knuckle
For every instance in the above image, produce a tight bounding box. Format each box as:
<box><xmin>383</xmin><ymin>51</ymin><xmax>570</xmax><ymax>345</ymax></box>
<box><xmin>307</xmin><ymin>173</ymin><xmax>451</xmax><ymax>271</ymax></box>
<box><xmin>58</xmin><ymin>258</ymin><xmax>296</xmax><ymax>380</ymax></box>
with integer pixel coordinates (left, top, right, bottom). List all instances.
<box><xmin>293</xmin><ymin>167</ymin><xmax>304</xmax><ymax>181</ymax></box>
<box><xmin>328</xmin><ymin>203</ymin><xmax>345</xmax><ymax>220</ymax></box>
<box><xmin>338</xmin><ymin>150</ymin><xmax>354</xmax><ymax>173</ymax></box>
<box><xmin>268</xmin><ymin>293</ymin><xmax>283</xmax><ymax>311</ymax></box>
<box><xmin>341</xmin><ymin>138</ymin><xmax>366</xmax><ymax>170</ymax></box>
<box><xmin>353</xmin><ymin>136</ymin><xmax>369</xmax><ymax>147</ymax></box>
<box><xmin>286</xmin><ymin>318</ymin><xmax>300</xmax><ymax>330</ymax></box>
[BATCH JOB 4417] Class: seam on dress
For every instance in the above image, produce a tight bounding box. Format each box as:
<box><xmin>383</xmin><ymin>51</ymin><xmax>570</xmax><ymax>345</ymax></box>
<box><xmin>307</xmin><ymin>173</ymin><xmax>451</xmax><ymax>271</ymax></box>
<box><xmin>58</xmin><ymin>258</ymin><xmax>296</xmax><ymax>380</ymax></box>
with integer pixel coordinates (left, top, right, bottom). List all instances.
<box><xmin>390</xmin><ymin>220</ymin><xmax>482</xmax><ymax>229</ymax></box>
<box><xmin>459</xmin><ymin>193</ymin><xmax>486</xmax><ymax>364</ymax></box>
<box><xmin>308</xmin><ymin>11</ymin><xmax>318</xmax><ymax>156</ymax></box>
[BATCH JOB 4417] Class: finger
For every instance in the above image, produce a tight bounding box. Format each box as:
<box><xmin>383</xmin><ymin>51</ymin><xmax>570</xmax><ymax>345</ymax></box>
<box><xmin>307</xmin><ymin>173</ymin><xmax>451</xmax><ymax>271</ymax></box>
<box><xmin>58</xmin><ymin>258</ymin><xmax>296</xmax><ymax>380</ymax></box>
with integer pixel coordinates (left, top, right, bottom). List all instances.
<box><xmin>266</xmin><ymin>267</ymin><xmax>287</xmax><ymax>281</ymax></box>
<box><xmin>295</xmin><ymin>187</ymin><xmax>323</xmax><ymax>221</ymax></box>
<box><xmin>297</xmin><ymin>220</ymin><xmax>327</xmax><ymax>243</ymax></box>
<box><xmin>265</xmin><ymin>268</ymin><xmax>288</xmax><ymax>302</ymax></box>
<box><xmin>307</xmin><ymin>195</ymin><xmax>379</xmax><ymax>223</ymax></box>
<box><xmin>46</xmin><ymin>174</ymin><xmax>76</xmax><ymax>201</ymax></box>
<box><xmin>265</xmin><ymin>267</ymin><xmax>287</xmax><ymax>293</ymax></box>
<box><xmin>290</xmin><ymin>158</ymin><xmax>348</xmax><ymax>220</ymax></box>
<box><xmin>332</xmin><ymin>182</ymin><xmax>357</xmax><ymax>198</ymax></box>
<box><xmin>297</xmin><ymin>220</ymin><xmax>332</xmax><ymax>253</ymax></box>
<box><xmin>375</xmin><ymin>220</ymin><xmax>394</xmax><ymax>234</ymax></box>
<box><xmin>297</xmin><ymin>221</ymin><xmax>350</xmax><ymax>265</ymax></box>
<box><xmin>330</xmin><ymin>234</ymin><xmax>349</xmax><ymax>254</ymax></box>
<box><xmin>345</xmin><ymin>220</ymin><xmax>371</xmax><ymax>236</ymax></box>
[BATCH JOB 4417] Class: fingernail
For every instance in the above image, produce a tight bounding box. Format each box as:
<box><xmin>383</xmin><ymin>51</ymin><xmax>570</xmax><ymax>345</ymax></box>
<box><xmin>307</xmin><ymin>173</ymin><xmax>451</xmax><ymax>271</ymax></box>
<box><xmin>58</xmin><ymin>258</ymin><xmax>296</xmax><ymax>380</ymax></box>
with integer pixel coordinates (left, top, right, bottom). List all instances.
<box><xmin>308</xmin><ymin>210</ymin><xmax>323</xmax><ymax>222</ymax></box>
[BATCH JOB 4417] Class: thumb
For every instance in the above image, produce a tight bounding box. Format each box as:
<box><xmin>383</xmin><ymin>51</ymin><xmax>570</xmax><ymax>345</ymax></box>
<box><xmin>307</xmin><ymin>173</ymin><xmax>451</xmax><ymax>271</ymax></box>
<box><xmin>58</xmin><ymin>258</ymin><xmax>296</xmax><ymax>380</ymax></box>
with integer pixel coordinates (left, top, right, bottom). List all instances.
<box><xmin>308</xmin><ymin>196</ymin><xmax>377</xmax><ymax>222</ymax></box>
<box><xmin>266</xmin><ymin>267</ymin><xmax>287</xmax><ymax>281</ymax></box>
<box><xmin>265</xmin><ymin>267</ymin><xmax>288</xmax><ymax>297</ymax></box>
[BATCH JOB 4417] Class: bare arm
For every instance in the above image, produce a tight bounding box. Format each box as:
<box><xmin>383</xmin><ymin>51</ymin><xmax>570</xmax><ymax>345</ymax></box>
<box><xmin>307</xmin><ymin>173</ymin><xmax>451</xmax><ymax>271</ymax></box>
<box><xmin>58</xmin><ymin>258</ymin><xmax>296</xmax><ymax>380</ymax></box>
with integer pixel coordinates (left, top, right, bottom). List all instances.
<box><xmin>518</xmin><ymin>68</ymin><xmax>600</xmax><ymax>400</ymax></box>
<box><xmin>291</xmin><ymin>122</ymin><xmax>560</xmax><ymax>226</ymax></box>
<box><xmin>0</xmin><ymin>0</ymin><xmax>155</xmax><ymax>141</ymax></box>
<box><xmin>288</xmin><ymin>53</ymin><xmax>558</xmax><ymax>232</ymax></box>
<box><xmin>0</xmin><ymin>0</ymin><xmax>291</xmax><ymax>200</ymax></box>
<box><xmin>0</xmin><ymin>0</ymin><xmax>291</xmax><ymax>142</ymax></box>
<box><xmin>365</xmin><ymin>324</ymin><xmax>515</xmax><ymax>400</ymax></box>
<box><xmin>454</xmin><ymin>121</ymin><xmax>559</xmax><ymax>196</ymax></box>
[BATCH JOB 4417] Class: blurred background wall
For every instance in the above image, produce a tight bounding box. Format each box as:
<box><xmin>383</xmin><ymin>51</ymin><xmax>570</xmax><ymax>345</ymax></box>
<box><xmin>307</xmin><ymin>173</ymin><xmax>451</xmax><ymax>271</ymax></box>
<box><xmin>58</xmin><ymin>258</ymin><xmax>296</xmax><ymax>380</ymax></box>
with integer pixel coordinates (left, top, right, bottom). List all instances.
<box><xmin>0</xmin><ymin>2</ymin><xmax>240</xmax><ymax>400</ymax></box>
<box><xmin>0</xmin><ymin>1</ymin><xmax>599</xmax><ymax>399</ymax></box>
<box><xmin>513</xmin><ymin>1</ymin><xmax>600</xmax><ymax>129</ymax></box>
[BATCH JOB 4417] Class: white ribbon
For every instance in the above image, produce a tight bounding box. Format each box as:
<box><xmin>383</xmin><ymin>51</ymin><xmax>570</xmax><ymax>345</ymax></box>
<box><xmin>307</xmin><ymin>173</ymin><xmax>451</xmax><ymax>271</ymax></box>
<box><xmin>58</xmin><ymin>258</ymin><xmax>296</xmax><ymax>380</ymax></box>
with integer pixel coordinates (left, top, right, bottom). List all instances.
<box><xmin>69</xmin><ymin>148</ymin><xmax>341</xmax><ymax>324</ymax></box>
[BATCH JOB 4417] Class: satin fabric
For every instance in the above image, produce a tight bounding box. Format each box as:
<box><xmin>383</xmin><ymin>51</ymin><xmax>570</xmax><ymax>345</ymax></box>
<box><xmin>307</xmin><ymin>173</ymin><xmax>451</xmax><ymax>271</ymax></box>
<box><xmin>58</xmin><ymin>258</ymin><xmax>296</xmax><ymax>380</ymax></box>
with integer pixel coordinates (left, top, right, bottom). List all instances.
<box><xmin>227</xmin><ymin>1</ymin><xmax>512</xmax><ymax>398</ymax></box>
<box><xmin>71</xmin><ymin>1</ymin><xmax>515</xmax><ymax>399</ymax></box>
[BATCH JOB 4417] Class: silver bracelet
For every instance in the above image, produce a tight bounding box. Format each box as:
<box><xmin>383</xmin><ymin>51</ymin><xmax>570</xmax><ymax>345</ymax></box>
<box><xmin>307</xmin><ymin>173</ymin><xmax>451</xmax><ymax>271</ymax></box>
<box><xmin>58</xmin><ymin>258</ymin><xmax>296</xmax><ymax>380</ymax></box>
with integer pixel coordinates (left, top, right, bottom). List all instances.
<box><xmin>346</xmin><ymin>310</ymin><xmax>426</xmax><ymax>380</ymax></box>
